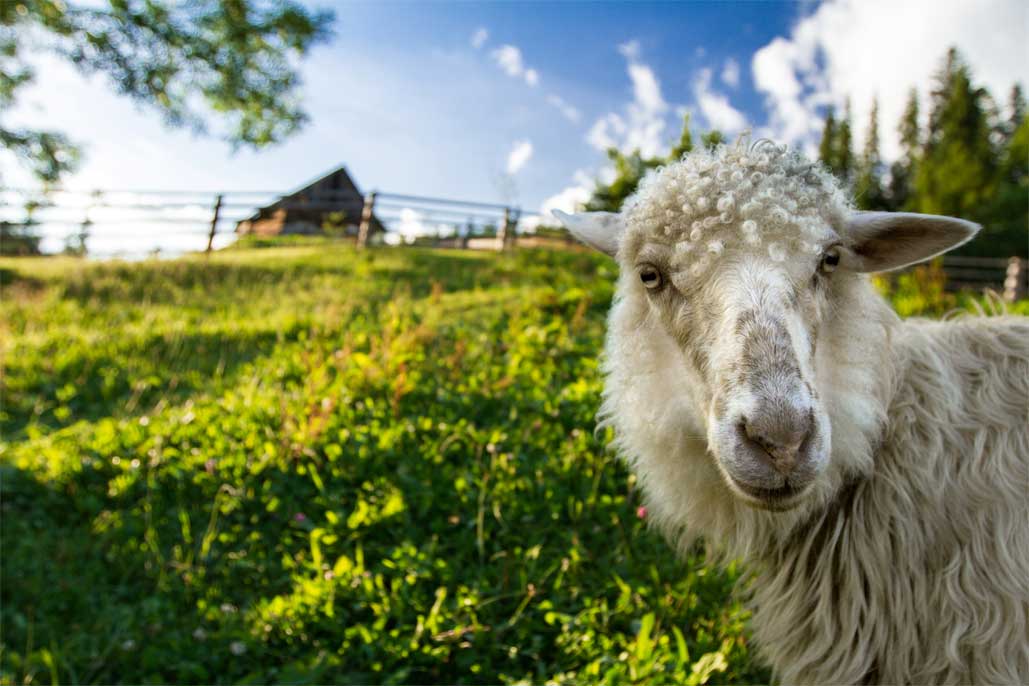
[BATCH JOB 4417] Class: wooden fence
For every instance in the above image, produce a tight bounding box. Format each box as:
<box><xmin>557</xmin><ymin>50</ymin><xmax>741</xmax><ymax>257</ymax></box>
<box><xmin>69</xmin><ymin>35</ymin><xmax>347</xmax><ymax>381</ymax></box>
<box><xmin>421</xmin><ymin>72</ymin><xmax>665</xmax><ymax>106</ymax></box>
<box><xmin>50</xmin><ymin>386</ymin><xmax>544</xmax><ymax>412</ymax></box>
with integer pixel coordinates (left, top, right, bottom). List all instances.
<box><xmin>0</xmin><ymin>187</ymin><xmax>538</xmax><ymax>256</ymax></box>
<box><xmin>885</xmin><ymin>255</ymin><xmax>1027</xmax><ymax>302</ymax></box>
<box><xmin>1</xmin><ymin>186</ymin><xmax>1025</xmax><ymax>301</ymax></box>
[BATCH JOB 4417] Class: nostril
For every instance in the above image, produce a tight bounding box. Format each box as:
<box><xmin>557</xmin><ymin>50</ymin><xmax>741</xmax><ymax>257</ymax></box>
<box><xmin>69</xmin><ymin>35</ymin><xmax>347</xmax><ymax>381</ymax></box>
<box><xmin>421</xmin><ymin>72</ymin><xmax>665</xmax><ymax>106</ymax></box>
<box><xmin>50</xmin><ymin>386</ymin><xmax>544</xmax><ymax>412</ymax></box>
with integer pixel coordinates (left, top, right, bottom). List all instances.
<box><xmin>738</xmin><ymin>412</ymin><xmax>813</xmax><ymax>475</ymax></box>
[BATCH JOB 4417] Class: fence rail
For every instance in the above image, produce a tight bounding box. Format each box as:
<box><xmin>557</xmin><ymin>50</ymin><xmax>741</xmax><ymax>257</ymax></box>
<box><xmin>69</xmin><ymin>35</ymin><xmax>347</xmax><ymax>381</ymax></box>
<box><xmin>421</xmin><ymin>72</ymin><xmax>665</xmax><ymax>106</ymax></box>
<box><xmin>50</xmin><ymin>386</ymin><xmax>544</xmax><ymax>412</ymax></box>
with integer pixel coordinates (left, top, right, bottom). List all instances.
<box><xmin>1</xmin><ymin>187</ymin><xmax>1024</xmax><ymax>301</ymax></box>
<box><xmin>0</xmin><ymin>187</ymin><xmax>548</xmax><ymax>256</ymax></box>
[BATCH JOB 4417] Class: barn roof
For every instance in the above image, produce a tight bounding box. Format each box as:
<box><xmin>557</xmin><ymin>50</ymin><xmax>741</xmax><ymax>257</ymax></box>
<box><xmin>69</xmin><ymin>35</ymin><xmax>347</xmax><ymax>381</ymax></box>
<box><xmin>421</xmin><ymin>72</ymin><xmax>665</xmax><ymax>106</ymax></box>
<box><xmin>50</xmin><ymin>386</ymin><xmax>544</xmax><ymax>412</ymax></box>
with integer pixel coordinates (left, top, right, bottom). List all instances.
<box><xmin>239</xmin><ymin>165</ymin><xmax>384</xmax><ymax>233</ymax></box>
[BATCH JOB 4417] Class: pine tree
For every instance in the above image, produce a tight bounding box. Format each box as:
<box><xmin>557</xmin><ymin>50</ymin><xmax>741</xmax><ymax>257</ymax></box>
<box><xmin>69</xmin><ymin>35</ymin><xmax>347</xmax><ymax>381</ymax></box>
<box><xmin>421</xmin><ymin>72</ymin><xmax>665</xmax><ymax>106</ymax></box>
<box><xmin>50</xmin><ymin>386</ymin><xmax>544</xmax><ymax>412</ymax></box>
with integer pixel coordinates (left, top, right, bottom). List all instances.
<box><xmin>668</xmin><ymin>113</ymin><xmax>695</xmax><ymax>161</ymax></box>
<box><xmin>818</xmin><ymin>107</ymin><xmax>837</xmax><ymax>170</ymax></box>
<box><xmin>915</xmin><ymin>48</ymin><xmax>996</xmax><ymax>223</ymax></box>
<box><xmin>834</xmin><ymin>99</ymin><xmax>855</xmax><ymax>184</ymax></box>
<box><xmin>886</xmin><ymin>89</ymin><xmax>920</xmax><ymax>211</ymax></box>
<box><xmin>813</xmin><ymin>47</ymin><xmax>1022</xmax><ymax>257</ymax></box>
<box><xmin>701</xmin><ymin>130</ymin><xmax>725</xmax><ymax>150</ymax></box>
<box><xmin>1006</xmin><ymin>85</ymin><xmax>1026</xmax><ymax>141</ymax></box>
<box><xmin>818</xmin><ymin>102</ymin><xmax>854</xmax><ymax>185</ymax></box>
<box><xmin>980</xmin><ymin>90</ymin><xmax>1029</xmax><ymax>258</ymax></box>
<box><xmin>855</xmin><ymin>98</ymin><xmax>886</xmax><ymax>210</ymax></box>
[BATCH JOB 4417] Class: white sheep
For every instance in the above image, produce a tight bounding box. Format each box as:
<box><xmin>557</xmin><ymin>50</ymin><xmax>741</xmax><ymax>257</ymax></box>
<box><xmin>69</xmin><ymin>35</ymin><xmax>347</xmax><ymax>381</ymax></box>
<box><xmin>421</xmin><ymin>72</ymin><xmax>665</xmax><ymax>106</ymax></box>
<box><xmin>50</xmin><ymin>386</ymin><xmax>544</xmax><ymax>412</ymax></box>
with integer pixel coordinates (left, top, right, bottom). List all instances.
<box><xmin>555</xmin><ymin>140</ymin><xmax>1029</xmax><ymax>685</ymax></box>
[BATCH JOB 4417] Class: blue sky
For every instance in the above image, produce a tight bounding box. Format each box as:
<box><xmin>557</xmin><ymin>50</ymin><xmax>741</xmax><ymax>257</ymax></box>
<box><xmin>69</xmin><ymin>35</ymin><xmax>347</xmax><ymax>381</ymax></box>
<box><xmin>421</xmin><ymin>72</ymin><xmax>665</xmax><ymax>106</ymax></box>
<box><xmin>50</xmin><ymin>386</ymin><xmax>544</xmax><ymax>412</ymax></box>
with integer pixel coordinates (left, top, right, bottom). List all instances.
<box><xmin>3</xmin><ymin>0</ymin><xmax>1026</xmax><ymax>249</ymax></box>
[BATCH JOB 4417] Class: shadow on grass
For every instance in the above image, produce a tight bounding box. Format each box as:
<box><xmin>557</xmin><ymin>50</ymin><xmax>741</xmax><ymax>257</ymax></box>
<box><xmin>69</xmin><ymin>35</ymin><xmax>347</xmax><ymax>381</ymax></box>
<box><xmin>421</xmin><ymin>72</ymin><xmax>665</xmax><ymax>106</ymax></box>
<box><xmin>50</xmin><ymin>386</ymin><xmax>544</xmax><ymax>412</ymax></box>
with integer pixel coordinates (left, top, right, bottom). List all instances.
<box><xmin>367</xmin><ymin>248</ymin><xmax>614</xmax><ymax>301</ymax></box>
<box><xmin>1</xmin><ymin>326</ymin><xmax>292</xmax><ymax>439</ymax></box>
<box><xmin>0</xmin><ymin>266</ymin><xmax>46</xmax><ymax>295</ymax></box>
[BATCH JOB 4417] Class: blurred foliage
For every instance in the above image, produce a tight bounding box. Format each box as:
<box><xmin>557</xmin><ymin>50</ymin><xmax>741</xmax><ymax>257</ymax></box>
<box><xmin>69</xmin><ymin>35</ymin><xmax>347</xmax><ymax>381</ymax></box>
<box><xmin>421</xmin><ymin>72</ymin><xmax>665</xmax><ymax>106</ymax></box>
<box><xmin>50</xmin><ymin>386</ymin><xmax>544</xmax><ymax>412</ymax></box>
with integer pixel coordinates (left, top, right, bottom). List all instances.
<box><xmin>819</xmin><ymin>47</ymin><xmax>1028</xmax><ymax>258</ymax></box>
<box><xmin>871</xmin><ymin>258</ymin><xmax>1029</xmax><ymax>318</ymax></box>
<box><xmin>0</xmin><ymin>0</ymin><xmax>334</xmax><ymax>185</ymax></box>
<box><xmin>0</xmin><ymin>221</ymin><xmax>42</xmax><ymax>256</ymax></box>
<box><xmin>320</xmin><ymin>210</ymin><xmax>350</xmax><ymax>238</ymax></box>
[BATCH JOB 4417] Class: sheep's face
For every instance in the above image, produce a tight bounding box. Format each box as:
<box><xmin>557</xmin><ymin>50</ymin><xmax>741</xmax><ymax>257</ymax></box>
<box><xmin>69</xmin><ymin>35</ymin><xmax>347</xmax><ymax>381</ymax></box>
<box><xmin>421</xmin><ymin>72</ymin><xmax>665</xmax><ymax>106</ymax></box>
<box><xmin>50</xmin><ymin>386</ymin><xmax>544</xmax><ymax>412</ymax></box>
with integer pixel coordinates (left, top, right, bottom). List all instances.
<box><xmin>626</xmin><ymin>240</ymin><xmax>838</xmax><ymax>511</ymax></box>
<box><xmin>557</xmin><ymin>143</ymin><xmax>979</xmax><ymax>515</ymax></box>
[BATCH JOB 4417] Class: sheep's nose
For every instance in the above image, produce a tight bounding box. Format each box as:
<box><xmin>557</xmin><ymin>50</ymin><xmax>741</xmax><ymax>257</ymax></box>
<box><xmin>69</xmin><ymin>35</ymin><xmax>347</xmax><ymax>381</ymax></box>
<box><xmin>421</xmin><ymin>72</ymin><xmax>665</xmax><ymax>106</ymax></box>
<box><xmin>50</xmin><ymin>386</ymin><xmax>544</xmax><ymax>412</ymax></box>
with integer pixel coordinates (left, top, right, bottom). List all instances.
<box><xmin>739</xmin><ymin>410</ymin><xmax>813</xmax><ymax>475</ymax></box>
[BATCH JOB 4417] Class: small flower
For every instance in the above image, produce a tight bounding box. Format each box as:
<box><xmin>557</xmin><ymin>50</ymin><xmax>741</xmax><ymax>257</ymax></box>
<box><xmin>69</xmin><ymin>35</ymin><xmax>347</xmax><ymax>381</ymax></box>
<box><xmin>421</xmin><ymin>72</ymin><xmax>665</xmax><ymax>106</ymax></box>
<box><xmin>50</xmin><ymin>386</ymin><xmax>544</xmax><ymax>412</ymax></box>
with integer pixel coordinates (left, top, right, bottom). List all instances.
<box><xmin>636</xmin><ymin>506</ymin><xmax>648</xmax><ymax>519</ymax></box>
<box><xmin>293</xmin><ymin>512</ymin><xmax>307</xmax><ymax>523</ymax></box>
<box><xmin>192</xmin><ymin>628</ymin><xmax>207</xmax><ymax>641</ymax></box>
<box><xmin>230</xmin><ymin>641</ymin><xmax>247</xmax><ymax>656</ymax></box>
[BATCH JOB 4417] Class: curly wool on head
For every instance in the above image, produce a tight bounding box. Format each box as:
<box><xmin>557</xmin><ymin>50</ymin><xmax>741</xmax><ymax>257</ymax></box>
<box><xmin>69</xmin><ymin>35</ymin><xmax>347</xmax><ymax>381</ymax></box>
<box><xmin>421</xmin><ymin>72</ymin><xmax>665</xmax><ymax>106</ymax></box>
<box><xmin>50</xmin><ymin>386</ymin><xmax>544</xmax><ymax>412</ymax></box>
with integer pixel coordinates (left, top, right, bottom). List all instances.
<box><xmin>620</xmin><ymin>140</ymin><xmax>850</xmax><ymax>275</ymax></box>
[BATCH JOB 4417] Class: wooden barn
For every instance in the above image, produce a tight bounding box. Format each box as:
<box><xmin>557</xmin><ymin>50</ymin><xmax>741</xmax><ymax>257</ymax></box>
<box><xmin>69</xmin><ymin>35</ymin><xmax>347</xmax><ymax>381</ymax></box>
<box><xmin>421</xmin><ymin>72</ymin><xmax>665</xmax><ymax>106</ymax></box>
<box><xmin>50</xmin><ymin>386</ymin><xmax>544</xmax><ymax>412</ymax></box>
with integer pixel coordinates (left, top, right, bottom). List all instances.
<box><xmin>235</xmin><ymin>166</ymin><xmax>385</xmax><ymax>238</ymax></box>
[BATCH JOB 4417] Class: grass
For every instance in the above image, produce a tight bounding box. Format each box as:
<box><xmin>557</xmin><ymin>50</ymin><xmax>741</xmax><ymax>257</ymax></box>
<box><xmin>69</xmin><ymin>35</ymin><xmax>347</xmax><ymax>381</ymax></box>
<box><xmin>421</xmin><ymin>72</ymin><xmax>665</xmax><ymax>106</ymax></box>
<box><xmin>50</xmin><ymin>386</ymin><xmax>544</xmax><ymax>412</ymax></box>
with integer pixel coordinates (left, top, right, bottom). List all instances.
<box><xmin>1</xmin><ymin>245</ymin><xmax>763</xmax><ymax>685</ymax></box>
<box><xmin>2</xmin><ymin>243</ymin><xmax>1023</xmax><ymax>685</ymax></box>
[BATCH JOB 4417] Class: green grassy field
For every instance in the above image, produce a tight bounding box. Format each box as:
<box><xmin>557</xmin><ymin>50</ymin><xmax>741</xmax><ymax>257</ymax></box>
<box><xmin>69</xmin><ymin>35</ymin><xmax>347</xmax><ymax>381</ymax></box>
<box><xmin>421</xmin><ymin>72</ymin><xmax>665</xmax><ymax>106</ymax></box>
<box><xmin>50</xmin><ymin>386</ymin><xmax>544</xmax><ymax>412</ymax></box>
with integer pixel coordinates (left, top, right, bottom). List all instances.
<box><xmin>2</xmin><ymin>244</ymin><xmax>1022</xmax><ymax>685</ymax></box>
<box><xmin>1</xmin><ymin>245</ymin><xmax>764</xmax><ymax>685</ymax></box>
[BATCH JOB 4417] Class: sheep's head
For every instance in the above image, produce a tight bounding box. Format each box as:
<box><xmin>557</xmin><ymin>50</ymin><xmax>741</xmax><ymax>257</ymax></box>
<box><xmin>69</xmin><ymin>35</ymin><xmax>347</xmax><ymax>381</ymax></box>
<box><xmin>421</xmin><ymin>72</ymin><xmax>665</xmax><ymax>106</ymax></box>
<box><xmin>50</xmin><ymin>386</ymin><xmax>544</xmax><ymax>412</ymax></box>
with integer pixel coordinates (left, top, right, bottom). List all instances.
<box><xmin>557</xmin><ymin>142</ymin><xmax>978</xmax><ymax>515</ymax></box>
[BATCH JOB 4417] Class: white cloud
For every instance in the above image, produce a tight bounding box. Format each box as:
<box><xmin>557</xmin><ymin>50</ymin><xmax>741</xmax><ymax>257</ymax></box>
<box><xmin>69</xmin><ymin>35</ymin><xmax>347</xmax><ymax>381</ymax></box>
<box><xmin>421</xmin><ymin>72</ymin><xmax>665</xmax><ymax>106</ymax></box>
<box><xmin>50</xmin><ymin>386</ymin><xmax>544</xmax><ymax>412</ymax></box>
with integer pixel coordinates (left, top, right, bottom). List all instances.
<box><xmin>397</xmin><ymin>208</ymin><xmax>428</xmax><ymax>239</ymax></box>
<box><xmin>506</xmin><ymin>139</ymin><xmax>534</xmax><ymax>174</ymax></box>
<box><xmin>492</xmin><ymin>45</ymin><xmax>525</xmax><ymax>77</ymax></box>
<box><xmin>627</xmin><ymin>62</ymin><xmax>666</xmax><ymax>114</ymax></box>
<box><xmin>617</xmin><ymin>40</ymin><xmax>641</xmax><ymax>62</ymax></box>
<box><xmin>471</xmin><ymin>27</ymin><xmax>488</xmax><ymax>49</ymax></box>
<box><xmin>586</xmin><ymin>41</ymin><xmax>669</xmax><ymax>157</ymax></box>
<box><xmin>694</xmin><ymin>68</ymin><xmax>748</xmax><ymax>134</ymax></box>
<box><xmin>721</xmin><ymin>58</ymin><xmax>740</xmax><ymax>89</ymax></box>
<box><xmin>751</xmin><ymin>0</ymin><xmax>1028</xmax><ymax>160</ymax></box>
<box><xmin>586</xmin><ymin>113</ymin><xmax>626</xmax><ymax>151</ymax></box>
<box><xmin>547</xmin><ymin>94</ymin><xmax>581</xmax><ymax>123</ymax></box>
<box><xmin>391</xmin><ymin>208</ymin><xmax>456</xmax><ymax>243</ymax></box>
<box><xmin>520</xmin><ymin>169</ymin><xmax>595</xmax><ymax>231</ymax></box>
<box><xmin>541</xmin><ymin>170</ymin><xmax>594</xmax><ymax>214</ymax></box>
<box><xmin>490</xmin><ymin>44</ymin><xmax>539</xmax><ymax>87</ymax></box>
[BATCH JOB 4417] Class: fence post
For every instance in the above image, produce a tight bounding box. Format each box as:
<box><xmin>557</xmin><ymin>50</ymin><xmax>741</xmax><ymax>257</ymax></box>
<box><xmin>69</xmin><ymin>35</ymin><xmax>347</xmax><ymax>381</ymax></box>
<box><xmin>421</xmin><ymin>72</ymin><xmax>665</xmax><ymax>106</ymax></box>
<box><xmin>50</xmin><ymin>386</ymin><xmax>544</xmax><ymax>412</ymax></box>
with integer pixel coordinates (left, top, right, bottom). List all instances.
<box><xmin>506</xmin><ymin>207</ymin><xmax>518</xmax><ymax>249</ymax></box>
<box><xmin>1004</xmin><ymin>256</ymin><xmax>1025</xmax><ymax>303</ymax></box>
<box><xmin>495</xmin><ymin>207</ymin><xmax>518</xmax><ymax>251</ymax></box>
<box><xmin>358</xmin><ymin>192</ymin><xmax>376</xmax><ymax>249</ymax></box>
<box><xmin>206</xmin><ymin>194</ymin><xmax>223</xmax><ymax>254</ymax></box>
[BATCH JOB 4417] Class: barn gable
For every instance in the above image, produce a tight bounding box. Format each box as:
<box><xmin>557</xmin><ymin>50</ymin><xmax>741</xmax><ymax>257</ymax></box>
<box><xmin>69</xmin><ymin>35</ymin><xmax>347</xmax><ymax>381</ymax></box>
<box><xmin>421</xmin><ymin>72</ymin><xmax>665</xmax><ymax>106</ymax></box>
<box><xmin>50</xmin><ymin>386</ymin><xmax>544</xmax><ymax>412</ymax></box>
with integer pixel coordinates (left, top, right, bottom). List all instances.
<box><xmin>235</xmin><ymin>166</ymin><xmax>384</xmax><ymax>237</ymax></box>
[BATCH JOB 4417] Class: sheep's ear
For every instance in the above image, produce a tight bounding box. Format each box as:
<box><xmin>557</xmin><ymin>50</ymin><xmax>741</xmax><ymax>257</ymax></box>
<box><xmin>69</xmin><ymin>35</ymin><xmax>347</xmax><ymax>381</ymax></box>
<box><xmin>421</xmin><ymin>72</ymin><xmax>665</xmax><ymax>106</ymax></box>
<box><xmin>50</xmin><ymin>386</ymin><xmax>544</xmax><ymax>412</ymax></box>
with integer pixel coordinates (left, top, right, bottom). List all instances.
<box><xmin>843</xmin><ymin>211</ymin><xmax>980</xmax><ymax>273</ymax></box>
<box><xmin>552</xmin><ymin>210</ymin><xmax>623</xmax><ymax>257</ymax></box>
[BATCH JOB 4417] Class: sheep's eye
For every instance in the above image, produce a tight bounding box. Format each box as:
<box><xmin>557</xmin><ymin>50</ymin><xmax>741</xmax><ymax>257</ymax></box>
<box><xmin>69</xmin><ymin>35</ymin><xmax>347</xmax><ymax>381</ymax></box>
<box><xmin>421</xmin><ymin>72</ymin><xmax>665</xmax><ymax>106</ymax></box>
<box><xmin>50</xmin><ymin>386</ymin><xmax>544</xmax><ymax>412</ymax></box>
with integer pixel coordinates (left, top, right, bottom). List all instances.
<box><xmin>820</xmin><ymin>247</ymin><xmax>841</xmax><ymax>273</ymax></box>
<box><xmin>639</xmin><ymin>264</ymin><xmax>663</xmax><ymax>290</ymax></box>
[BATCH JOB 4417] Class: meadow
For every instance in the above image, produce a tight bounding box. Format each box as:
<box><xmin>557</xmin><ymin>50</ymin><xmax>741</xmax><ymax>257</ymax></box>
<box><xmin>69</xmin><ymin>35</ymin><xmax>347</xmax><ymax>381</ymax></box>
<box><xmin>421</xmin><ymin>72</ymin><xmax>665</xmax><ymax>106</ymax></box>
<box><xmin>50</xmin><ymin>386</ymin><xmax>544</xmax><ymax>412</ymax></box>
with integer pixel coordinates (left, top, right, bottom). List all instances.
<box><xmin>1</xmin><ymin>243</ymin><xmax>1021</xmax><ymax>684</ymax></box>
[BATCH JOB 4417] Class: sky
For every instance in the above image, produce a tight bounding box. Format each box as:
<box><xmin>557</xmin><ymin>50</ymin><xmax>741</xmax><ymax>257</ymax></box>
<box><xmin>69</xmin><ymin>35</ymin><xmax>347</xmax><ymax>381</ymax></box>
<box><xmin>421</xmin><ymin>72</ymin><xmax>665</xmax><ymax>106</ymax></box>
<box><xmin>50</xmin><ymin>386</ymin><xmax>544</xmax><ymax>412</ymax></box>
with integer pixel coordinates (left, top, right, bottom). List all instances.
<box><xmin>2</xmin><ymin>0</ymin><xmax>1026</xmax><ymax>253</ymax></box>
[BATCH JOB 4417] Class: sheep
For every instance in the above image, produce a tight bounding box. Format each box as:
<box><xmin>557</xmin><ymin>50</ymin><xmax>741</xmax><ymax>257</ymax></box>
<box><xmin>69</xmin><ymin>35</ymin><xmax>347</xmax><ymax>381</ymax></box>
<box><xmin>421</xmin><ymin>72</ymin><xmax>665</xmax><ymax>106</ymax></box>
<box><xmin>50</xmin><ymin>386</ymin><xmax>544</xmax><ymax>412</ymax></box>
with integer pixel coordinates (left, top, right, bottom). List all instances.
<box><xmin>554</xmin><ymin>140</ymin><xmax>1029</xmax><ymax>685</ymax></box>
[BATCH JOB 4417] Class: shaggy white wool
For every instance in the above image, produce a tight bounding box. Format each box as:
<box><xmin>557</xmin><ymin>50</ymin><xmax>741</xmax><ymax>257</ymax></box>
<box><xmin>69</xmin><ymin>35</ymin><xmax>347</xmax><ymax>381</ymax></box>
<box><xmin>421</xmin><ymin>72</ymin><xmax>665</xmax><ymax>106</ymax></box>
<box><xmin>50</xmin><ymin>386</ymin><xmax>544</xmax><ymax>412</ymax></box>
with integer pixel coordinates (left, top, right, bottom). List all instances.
<box><xmin>594</xmin><ymin>141</ymin><xmax>1029</xmax><ymax>684</ymax></box>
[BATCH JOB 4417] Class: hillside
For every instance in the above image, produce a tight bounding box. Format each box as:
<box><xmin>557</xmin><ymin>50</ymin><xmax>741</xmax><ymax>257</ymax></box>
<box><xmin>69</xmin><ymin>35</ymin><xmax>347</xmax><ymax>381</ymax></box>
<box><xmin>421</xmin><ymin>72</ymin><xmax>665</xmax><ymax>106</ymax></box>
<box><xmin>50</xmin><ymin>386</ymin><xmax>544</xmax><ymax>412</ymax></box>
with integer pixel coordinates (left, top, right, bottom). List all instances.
<box><xmin>3</xmin><ymin>243</ymin><xmax>1023</xmax><ymax>684</ymax></box>
<box><xmin>1</xmin><ymin>245</ymin><xmax>765</xmax><ymax>684</ymax></box>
